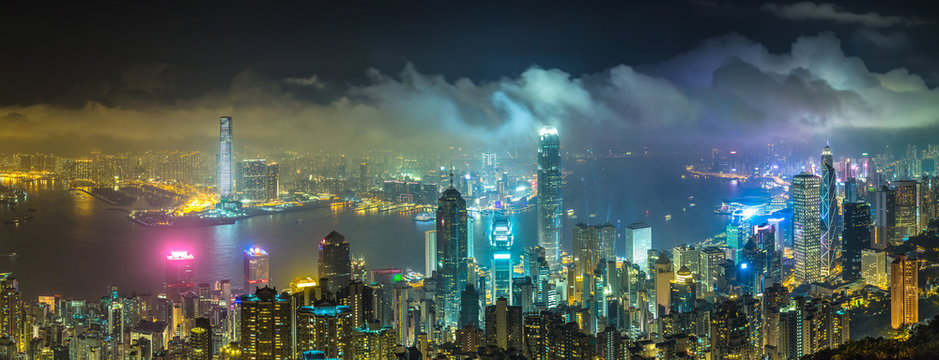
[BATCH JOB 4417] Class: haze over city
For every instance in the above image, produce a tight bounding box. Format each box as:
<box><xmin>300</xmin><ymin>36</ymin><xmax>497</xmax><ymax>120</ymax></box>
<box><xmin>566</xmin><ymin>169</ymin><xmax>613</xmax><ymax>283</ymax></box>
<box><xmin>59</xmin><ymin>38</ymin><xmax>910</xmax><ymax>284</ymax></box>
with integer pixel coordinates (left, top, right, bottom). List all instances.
<box><xmin>1</xmin><ymin>1</ymin><xmax>939</xmax><ymax>360</ymax></box>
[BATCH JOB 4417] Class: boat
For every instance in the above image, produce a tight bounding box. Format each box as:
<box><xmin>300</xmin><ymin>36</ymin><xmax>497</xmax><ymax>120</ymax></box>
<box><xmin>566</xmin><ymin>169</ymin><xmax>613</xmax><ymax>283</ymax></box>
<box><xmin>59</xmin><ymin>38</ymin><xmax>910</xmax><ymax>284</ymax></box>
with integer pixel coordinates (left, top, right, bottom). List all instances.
<box><xmin>413</xmin><ymin>212</ymin><xmax>434</xmax><ymax>222</ymax></box>
<box><xmin>297</xmin><ymin>218</ymin><xmax>305</xmax><ymax>224</ymax></box>
<box><xmin>4</xmin><ymin>219</ymin><xmax>18</xmax><ymax>225</ymax></box>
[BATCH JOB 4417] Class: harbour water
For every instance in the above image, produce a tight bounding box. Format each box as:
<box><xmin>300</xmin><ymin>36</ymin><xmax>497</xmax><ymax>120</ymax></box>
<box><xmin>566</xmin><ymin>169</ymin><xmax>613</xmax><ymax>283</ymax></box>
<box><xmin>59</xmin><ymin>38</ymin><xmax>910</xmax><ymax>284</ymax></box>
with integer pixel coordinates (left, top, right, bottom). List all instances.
<box><xmin>0</xmin><ymin>155</ymin><xmax>751</xmax><ymax>299</ymax></box>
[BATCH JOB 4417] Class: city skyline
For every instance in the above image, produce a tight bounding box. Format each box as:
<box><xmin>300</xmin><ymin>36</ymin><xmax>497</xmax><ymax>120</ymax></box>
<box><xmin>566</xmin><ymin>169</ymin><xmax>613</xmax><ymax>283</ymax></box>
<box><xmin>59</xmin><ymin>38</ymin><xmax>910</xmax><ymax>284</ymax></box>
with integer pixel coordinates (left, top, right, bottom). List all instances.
<box><xmin>2</xmin><ymin>2</ymin><xmax>939</xmax><ymax>359</ymax></box>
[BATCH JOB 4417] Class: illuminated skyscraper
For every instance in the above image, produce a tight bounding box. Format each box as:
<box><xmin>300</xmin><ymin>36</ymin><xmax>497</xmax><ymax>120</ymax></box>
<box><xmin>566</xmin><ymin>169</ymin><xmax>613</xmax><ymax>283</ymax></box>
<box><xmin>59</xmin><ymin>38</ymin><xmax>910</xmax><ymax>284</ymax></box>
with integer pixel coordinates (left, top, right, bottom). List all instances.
<box><xmin>436</xmin><ymin>176</ymin><xmax>468</xmax><ymax>327</ymax></box>
<box><xmin>424</xmin><ymin>230</ymin><xmax>437</xmax><ymax>277</ymax></box>
<box><xmin>296</xmin><ymin>304</ymin><xmax>352</xmax><ymax>358</ymax></box>
<box><xmin>218</xmin><ymin>116</ymin><xmax>233</xmax><ymax>197</ymax></box>
<box><xmin>489</xmin><ymin>217</ymin><xmax>513</xmax><ymax>303</ymax></box>
<box><xmin>241</xmin><ymin>159</ymin><xmax>268</xmax><ymax>200</ymax></box>
<box><xmin>239</xmin><ymin>286</ymin><xmax>292</xmax><ymax>360</ymax></box>
<box><xmin>893</xmin><ymin>180</ymin><xmax>920</xmax><ymax>240</ymax></box>
<box><xmin>625</xmin><ymin>223</ymin><xmax>652</xmax><ymax>276</ymax></box>
<box><xmin>318</xmin><ymin>231</ymin><xmax>352</xmax><ymax>293</ymax></box>
<box><xmin>653</xmin><ymin>252</ymin><xmax>672</xmax><ymax>317</ymax></box>
<box><xmin>792</xmin><ymin>174</ymin><xmax>821</xmax><ymax>284</ymax></box>
<box><xmin>244</xmin><ymin>246</ymin><xmax>270</xmax><ymax>291</ymax></box>
<box><xmin>820</xmin><ymin>145</ymin><xmax>837</xmax><ymax>277</ymax></box>
<box><xmin>537</xmin><ymin>126</ymin><xmax>562</xmax><ymax>271</ymax></box>
<box><xmin>842</xmin><ymin>202</ymin><xmax>871</xmax><ymax>283</ymax></box>
<box><xmin>484</xmin><ymin>297</ymin><xmax>523</xmax><ymax>351</ymax></box>
<box><xmin>891</xmin><ymin>255</ymin><xmax>918</xmax><ymax>329</ymax></box>
<box><xmin>266</xmin><ymin>162</ymin><xmax>280</xmax><ymax>200</ymax></box>
<box><xmin>165</xmin><ymin>251</ymin><xmax>195</xmax><ymax>298</ymax></box>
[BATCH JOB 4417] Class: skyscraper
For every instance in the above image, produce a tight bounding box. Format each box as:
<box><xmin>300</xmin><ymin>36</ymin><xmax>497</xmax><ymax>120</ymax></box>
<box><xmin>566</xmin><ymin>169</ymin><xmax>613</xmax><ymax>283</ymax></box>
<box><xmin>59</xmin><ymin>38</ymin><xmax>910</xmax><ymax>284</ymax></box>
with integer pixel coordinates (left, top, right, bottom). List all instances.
<box><xmin>820</xmin><ymin>145</ymin><xmax>837</xmax><ymax>278</ymax></box>
<box><xmin>318</xmin><ymin>231</ymin><xmax>352</xmax><ymax>293</ymax></box>
<box><xmin>625</xmin><ymin>223</ymin><xmax>652</xmax><ymax>276</ymax></box>
<box><xmin>537</xmin><ymin>126</ymin><xmax>562</xmax><ymax>271</ymax></box>
<box><xmin>842</xmin><ymin>202</ymin><xmax>871</xmax><ymax>283</ymax></box>
<box><xmin>266</xmin><ymin>162</ymin><xmax>280</xmax><ymax>200</ymax></box>
<box><xmin>792</xmin><ymin>174</ymin><xmax>821</xmax><ymax>284</ymax></box>
<box><xmin>484</xmin><ymin>297</ymin><xmax>523</xmax><ymax>351</ymax></box>
<box><xmin>891</xmin><ymin>255</ymin><xmax>918</xmax><ymax>329</ymax></box>
<box><xmin>244</xmin><ymin>246</ymin><xmax>270</xmax><ymax>291</ymax></box>
<box><xmin>893</xmin><ymin>180</ymin><xmax>920</xmax><ymax>240</ymax></box>
<box><xmin>218</xmin><ymin>116</ymin><xmax>233</xmax><ymax>197</ymax></box>
<box><xmin>240</xmin><ymin>159</ymin><xmax>268</xmax><ymax>200</ymax></box>
<box><xmin>165</xmin><ymin>251</ymin><xmax>195</xmax><ymax>298</ymax></box>
<box><xmin>489</xmin><ymin>217</ymin><xmax>513</xmax><ymax>303</ymax></box>
<box><xmin>296</xmin><ymin>304</ymin><xmax>352</xmax><ymax>358</ymax></box>
<box><xmin>572</xmin><ymin>223</ymin><xmax>616</xmax><ymax>279</ymax></box>
<box><xmin>424</xmin><ymin>230</ymin><xmax>437</xmax><ymax>277</ymax></box>
<box><xmin>239</xmin><ymin>286</ymin><xmax>292</xmax><ymax>360</ymax></box>
<box><xmin>436</xmin><ymin>177</ymin><xmax>468</xmax><ymax>327</ymax></box>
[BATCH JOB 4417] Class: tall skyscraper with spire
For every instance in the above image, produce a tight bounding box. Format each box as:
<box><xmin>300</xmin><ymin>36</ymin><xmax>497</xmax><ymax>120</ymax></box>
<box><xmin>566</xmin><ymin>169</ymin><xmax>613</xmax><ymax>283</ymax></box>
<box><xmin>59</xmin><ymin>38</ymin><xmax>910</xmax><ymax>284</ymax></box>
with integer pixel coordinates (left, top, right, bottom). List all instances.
<box><xmin>537</xmin><ymin>126</ymin><xmax>562</xmax><ymax>272</ymax></box>
<box><xmin>436</xmin><ymin>172</ymin><xmax>468</xmax><ymax>327</ymax></box>
<box><xmin>218</xmin><ymin>116</ymin><xmax>233</xmax><ymax>197</ymax></box>
<box><xmin>792</xmin><ymin>173</ymin><xmax>821</xmax><ymax>284</ymax></box>
<box><xmin>820</xmin><ymin>144</ymin><xmax>837</xmax><ymax>278</ymax></box>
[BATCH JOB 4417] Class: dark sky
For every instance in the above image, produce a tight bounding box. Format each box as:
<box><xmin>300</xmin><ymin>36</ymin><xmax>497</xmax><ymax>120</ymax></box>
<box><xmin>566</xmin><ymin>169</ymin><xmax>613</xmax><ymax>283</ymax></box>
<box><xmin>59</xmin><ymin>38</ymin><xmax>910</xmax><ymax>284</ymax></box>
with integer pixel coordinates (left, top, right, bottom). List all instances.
<box><xmin>1</xmin><ymin>1</ymin><xmax>938</xmax><ymax>155</ymax></box>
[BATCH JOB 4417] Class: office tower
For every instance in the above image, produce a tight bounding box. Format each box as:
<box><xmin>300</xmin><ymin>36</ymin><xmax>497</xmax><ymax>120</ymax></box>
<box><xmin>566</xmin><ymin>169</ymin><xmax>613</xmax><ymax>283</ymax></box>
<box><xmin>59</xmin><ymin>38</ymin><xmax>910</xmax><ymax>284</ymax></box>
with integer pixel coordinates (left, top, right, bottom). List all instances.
<box><xmin>318</xmin><ymin>231</ymin><xmax>352</xmax><ymax>293</ymax></box>
<box><xmin>166</xmin><ymin>251</ymin><xmax>195</xmax><ymax>298</ymax></box>
<box><xmin>241</xmin><ymin>160</ymin><xmax>268</xmax><ymax>200</ymax></box>
<box><xmin>842</xmin><ymin>202</ymin><xmax>871</xmax><ymax>283</ymax></box>
<box><xmin>424</xmin><ymin>230</ymin><xmax>436</xmax><ymax>277</ymax></box>
<box><xmin>337</xmin><ymin>281</ymin><xmax>375</xmax><ymax>330</ymax></box>
<box><xmin>891</xmin><ymin>255</ymin><xmax>919</xmax><ymax>329</ymax></box>
<box><xmin>489</xmin><ymin>217</ymin><xmax>514</xmax><ymax>303</ymax></box>
<box><xmin>266</xmin><ymin>163</ymin><xmax>280</xmax><ymax>200</ymax></box>
<box><xmin>484</xmin><ymin>297</ymin><xmax>523</xmax><ymax>351</ymax></box>
<box><xmin>671</xmin><ymin>244</ymin><xmax>699</xmax><ymax>278</ymax></box>
<box><xmin>893</xmin><ymin>180</ymin><xmax>920</xmax><ymax>240</ymax></box>
<box><xmin>537</xmin><ymin>126</ymin><xmax>562</xmax><ymax>271</ymax></box>
<box><xmin>349</xmin><ymin>327</ymin><xmax>396</xmax><ymax>360</ymax></box>
<box><xmin>391</xmin><ymin>282</ymin><xmax>412</xmax><ymax>345</ymax></box>
<box><xmin>511</xmin><ymin>277</ymin><xmax>534</xmax><ymax>313</ymax></box>
<box><xmin>296</xmin><ymin>304</ymin><xmax>351</xmax><ymax>358</ymax></box>
<box><xmin>698</xmin><ymin>247</ymin><xmax>725</xmax><ymax>295</ymax></box>
<box><xmin>861</xmin><ymin>249</ymin><xmax>889</xmax><ymax>288</ymax></box>
<box><xmin>668</xmin><ymin>266</ymin><xmax>695</xmax><ymax>313</ymax></box>
<box><xmin>358</xmin><ymin>162</ymin><xmax>368</xmax><ymax>192</ymax></box>
<box><xmin>738</xmin><ymin>239</ymin><xmax>764</xmax><ymax>295</ymax></box>
<box><xmin>436</xmin><ymin>179</ymin><xmax>469</xmax><ymax>327</ymax></box>
<box><xmin>459</xmin><ymin>284</ymin><xmax>480</xmax><ymax>330</ymax></box>
<box><xmin>190</xmin><ymin>320</ymin><xmax>212</xmax><ymax>360</ymax></box>
<box><xmin>218</xmin><ymin>116</ymin><xmax>233</xmax><ymax>197</ymax></box>
<box><xmin>525</xmin><ymin>246</ymin><xmax>550</xmax><ymax>306</ymax></box>
<box><xmin>820</xmin><ymin>145</ymin><xmax>837</xmax><ymax>278</ymax></box>
<box><xmin>239</xmin><ymin>287</ymin><xmax>292</xmax><ymax>360</ymax></box>
<box><xmin>754</xmin><ymin>223</ymin><xmax>781</xmax><ymax>285</ymax></box>
<box><xmin>572</xmin><ymin>223</ymin><xmax>616</xmax><ymax>279</ymax></box>
<box><xmin>625</xmin><ymin>223</ymin><xmax>652</xmax><ymax>276</ymax></box>
<box><xmin>845</xmin><ymin>177</ymin><xmax>859</xmax><ymax>203</ymax></box>
<box><xmin>244</xmin><ymin>246</ymin><xmax>270</xmax><ymax>292</ymax></box>
<box><xmin>792</xmin><ymin>174</ymin><xmax>821</xmax><ymax>284</ymax></box>
<box><xmin>653</xmin><ymin>252</ymin><xmax>672</xmax><ymax>317</ymax></box>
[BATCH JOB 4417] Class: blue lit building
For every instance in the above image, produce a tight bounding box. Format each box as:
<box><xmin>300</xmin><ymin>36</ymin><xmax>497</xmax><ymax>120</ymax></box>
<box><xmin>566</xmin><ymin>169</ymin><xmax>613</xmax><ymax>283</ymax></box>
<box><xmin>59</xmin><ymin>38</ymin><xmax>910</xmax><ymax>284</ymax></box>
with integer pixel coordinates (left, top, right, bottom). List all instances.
<box><xmin>489</xmin><ymin>217</ymin><xmax>513</xmax><ymax>304</ymax></box>
<box><xmin>436</xmin><ymin>175</ymin><xmax>468</xmax><ymax>328</ymax></box>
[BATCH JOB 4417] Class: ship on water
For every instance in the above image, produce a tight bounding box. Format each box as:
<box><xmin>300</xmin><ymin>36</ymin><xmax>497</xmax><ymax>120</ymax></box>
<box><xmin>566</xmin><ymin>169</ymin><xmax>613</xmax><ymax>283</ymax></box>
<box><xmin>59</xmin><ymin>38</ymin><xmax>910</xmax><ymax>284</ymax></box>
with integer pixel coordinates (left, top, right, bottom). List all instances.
<box><xmin>413</xmin><ymin>212</ymin><xmax>434</xmax><ymax>222</ymax></box>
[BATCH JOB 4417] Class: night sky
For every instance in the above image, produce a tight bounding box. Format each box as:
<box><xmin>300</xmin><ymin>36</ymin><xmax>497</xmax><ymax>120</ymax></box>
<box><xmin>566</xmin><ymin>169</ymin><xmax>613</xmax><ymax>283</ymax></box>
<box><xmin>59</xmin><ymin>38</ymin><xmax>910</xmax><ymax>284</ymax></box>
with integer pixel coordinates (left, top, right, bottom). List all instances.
<box><xmin>1</xmin><ymin>1</ymin><xmax>938</xmax><ymax>155</ymax></box>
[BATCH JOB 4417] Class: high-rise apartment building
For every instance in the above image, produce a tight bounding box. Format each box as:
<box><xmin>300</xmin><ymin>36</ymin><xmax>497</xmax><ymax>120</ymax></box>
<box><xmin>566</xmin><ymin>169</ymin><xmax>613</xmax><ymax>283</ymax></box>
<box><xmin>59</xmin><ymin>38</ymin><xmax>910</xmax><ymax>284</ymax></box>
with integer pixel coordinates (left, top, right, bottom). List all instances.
<box><xmin>891</xmin><ymin>255</ymin><xmax>918</xmax><ymax>329</ymax></box>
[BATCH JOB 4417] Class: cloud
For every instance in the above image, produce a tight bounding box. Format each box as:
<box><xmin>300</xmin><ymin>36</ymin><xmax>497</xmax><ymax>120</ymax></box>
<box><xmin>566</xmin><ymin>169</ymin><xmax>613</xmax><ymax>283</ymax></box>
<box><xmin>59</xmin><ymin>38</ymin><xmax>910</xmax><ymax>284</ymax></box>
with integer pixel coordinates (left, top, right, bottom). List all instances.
<box><xmin>281</xmin><ymin>75</ymin><xmax>325</xmax><ymax>89</ymax></box>
<box><xmin>122</xmin><ymin>62</ymin><xmax>173</xmax><ymax>93</ymax></box>
<box><xmin>762</xmin><ymin>2</ymin><xmax>932</xmax><ymax>28</ymax></box>
<box><xmin>1</xmin><ymin>32</ymin><xmax>938</xmax><ymax>155</ymax></box>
